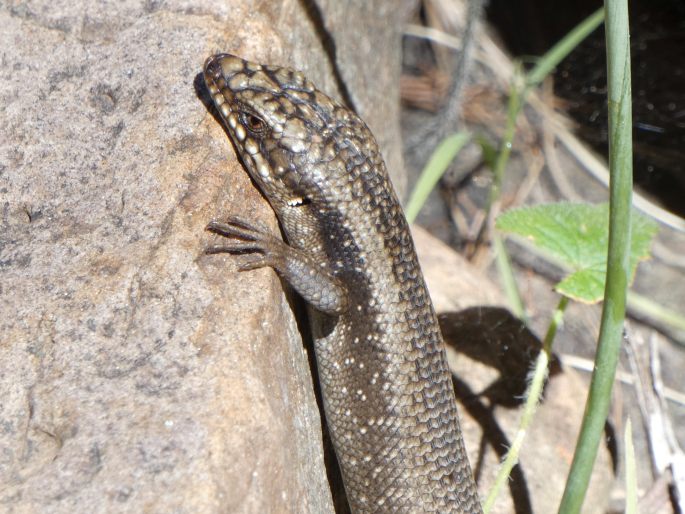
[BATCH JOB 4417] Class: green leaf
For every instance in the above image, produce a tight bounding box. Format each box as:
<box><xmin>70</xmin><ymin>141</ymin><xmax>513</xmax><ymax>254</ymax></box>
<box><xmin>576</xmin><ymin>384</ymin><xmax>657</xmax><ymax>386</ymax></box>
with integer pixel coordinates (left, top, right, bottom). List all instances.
<box><xmin>495</xmin><ymin>202</ymin><xmax>658</xmax><ymax>303</ymax></box>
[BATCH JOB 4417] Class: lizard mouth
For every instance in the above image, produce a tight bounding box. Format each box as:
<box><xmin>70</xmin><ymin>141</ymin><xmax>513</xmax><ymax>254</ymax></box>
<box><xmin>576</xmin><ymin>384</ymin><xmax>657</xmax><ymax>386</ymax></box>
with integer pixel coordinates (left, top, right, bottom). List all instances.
<box><xmin>287</xmin><ymin>196</ymin><xmax>310</xmax><ymax>207</ymax></box>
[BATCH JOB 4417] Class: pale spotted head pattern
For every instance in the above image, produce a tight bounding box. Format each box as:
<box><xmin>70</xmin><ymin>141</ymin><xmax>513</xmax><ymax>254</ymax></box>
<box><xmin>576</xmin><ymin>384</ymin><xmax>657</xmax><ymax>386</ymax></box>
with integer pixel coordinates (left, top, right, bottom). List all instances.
<box><xmin>203</xmin><ymin>53</ymin><xmax>392</xmax><ymax>259</ymax></box>
<box><xmin>203</xmin><ymin>54</ymin><xmax>376</xmax><ymax>219</ymax></box>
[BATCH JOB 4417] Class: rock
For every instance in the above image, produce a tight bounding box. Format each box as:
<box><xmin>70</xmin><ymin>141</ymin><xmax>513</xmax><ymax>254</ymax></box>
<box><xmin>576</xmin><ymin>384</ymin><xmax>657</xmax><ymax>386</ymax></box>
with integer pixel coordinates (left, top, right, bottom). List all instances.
<box><xmin>0</xmin><ymin>0</ymin><xmax>409</xmax><ymax>511</ymax></box>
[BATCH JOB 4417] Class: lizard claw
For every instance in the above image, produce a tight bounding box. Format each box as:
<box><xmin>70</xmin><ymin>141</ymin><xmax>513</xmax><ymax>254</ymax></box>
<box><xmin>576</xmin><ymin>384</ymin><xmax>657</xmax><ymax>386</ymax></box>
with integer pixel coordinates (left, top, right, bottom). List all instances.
<box><xmin>205</xmin><ymin>217</ymin><xmax>284</xmax><ymax>270</ymax></box>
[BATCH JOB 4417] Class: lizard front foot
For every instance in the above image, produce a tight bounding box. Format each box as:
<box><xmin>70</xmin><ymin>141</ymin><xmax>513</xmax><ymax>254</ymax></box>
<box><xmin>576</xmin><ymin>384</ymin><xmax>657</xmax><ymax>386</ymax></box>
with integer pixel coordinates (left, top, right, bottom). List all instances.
<box><xmin>206</xmin><ymin>216</ymin><xmax>348</xmax><ymax>315</ymax></box>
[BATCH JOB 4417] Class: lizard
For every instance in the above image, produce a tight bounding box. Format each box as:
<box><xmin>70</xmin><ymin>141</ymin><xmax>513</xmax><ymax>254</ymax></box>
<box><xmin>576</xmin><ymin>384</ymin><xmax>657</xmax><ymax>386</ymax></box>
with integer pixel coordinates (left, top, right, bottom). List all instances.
<box><xmin>202</xmin><ymin>53</ymin><xmax>482</xmax><ymax>513</ymax></box>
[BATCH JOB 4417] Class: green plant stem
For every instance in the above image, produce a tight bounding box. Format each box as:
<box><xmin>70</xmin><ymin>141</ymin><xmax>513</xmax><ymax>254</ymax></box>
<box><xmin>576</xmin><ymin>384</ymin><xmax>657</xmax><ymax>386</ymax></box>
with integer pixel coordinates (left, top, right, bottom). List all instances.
<box><xmin>627</xmin><ymin>291</ymin><xmax>685</xmax><ymax>343</ymax></box>
<box><xmin>488</xmin><ymin>79</ymin><xmax>521</xmax><ymax>211</ymax></box>
<box><xmin>489</xmin><ymin>79</ymin><xmax>525</xmax><ymax>321</ymax></box>
<box><xmin>493</xmin><ymin>233</ymin><xmax>527</xmax><ymax>322</ymax></box>
<box><xmin>542</xmin><ymin>296</ymin><xmax>569</xmax><ymax>355</ymax></box>
<box><xmin>405</xmin><ymin>132</ymin><xmax>470</xmax><ymax>223</ymax></box>
<box><xmin>488</xmin><ymin>6</ymin><xmax>605</xmax><ymax>213</ymax></box>
<box><xmin>483</xmin><ymin>295</ymin><xmax>569</xmax><ymax>513</ymax></box>
<box><xmin>526</xmin><ymin>8</ymin><xmax>605</xmax><ymax>87</ymax></box>
<box><xmin>558</xmin><ymin>0</ymin><xmax>633</xmax><ymax>512</ymax></box>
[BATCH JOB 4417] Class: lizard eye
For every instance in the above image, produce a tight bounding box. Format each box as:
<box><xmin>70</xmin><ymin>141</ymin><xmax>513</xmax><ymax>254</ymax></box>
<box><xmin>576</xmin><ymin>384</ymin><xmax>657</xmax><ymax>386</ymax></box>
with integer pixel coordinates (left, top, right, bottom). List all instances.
<box><xmin>240</xmin><ymin>112</ymin><xmax>267</xmax><ymax>134</ymax></box>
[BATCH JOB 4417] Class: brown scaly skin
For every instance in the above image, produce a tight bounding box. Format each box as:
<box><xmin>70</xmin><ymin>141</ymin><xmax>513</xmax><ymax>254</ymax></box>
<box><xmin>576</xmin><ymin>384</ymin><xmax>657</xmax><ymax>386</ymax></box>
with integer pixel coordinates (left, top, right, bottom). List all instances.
<box><xmin>203</xmin><ymin>53</ymin><xmax>482</xmax><ymax>513</ymax></box>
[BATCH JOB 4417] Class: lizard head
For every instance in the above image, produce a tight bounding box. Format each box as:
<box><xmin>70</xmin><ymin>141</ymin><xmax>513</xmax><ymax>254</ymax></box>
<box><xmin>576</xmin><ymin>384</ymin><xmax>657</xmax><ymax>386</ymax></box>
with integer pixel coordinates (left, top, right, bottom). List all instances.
<box><xmin>203</xmin><ymin>54</ymin><xmax>378</xmax><ymax>221</ymax></box>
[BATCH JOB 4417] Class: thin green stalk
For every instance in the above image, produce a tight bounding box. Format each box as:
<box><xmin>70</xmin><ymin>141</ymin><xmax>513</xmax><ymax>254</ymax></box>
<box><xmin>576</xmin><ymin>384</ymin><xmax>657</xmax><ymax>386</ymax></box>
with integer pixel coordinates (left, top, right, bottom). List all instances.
<box><xmin>488</xmin><ymin>6</ymin><xmax>605</xmax><ymax>212</ymax></box>
<box><xmin>627</xmin><ymin>291</ymin><xmax>685</xmax><ymax>343</ymax></box>
<box><xmin>526</xmin><ymin>8</ymin><xmax>605</xmax><ymax>88</ymax></box>
<box><xmin>488</xmin><ymin>78</ymin><xmax>521</xmax><ymax>211</ymax></box>
<box><xmin>405</xmin><ymin>132</ymin><xmax>470</xmax><ymax>223</ymax></box>
<box><xmin>542</xmin><ymin>296</ymin><xmax>569</xmax><ymax>356</ymax></box>
<box><xmin>493</xmin><ymin>234</ymin><xmax>527</xmax><ymax>322</ymax></box>
<box><xmin>488</xmin><ymin>79</ymin><xmax>525</xmax><ymax>321</ymax></box>
<box><xmin>558</xmin><ymin>1</ymin><xmax>633</xmax><ymax>512</ymax></box>
<box><xmin>483</xmin><ymin>295</ymin><xmax>569</xmax><ymax>513</ymax></box>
